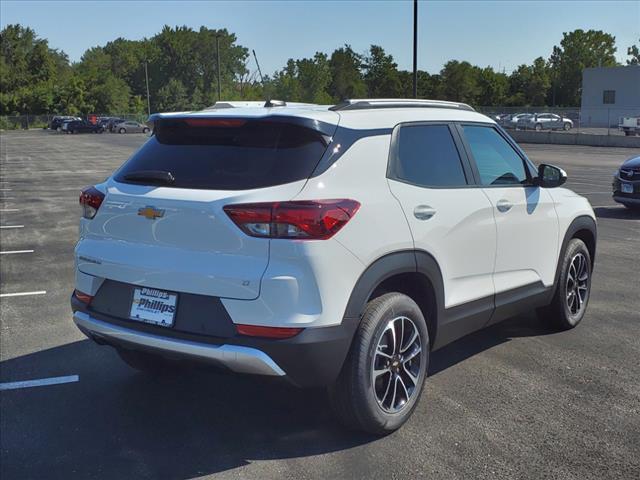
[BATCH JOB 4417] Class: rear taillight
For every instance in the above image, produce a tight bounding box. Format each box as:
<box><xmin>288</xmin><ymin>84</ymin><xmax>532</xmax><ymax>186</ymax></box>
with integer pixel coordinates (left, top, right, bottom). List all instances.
<box><xmin>223</xmin><ymin>199</ymin><xmax>360</xmax><ymax>240</ymax></box>
<box><xmin>79</xmin><ymin>186</ymin><xmax>105</xmax><ymax>219</ymax></box>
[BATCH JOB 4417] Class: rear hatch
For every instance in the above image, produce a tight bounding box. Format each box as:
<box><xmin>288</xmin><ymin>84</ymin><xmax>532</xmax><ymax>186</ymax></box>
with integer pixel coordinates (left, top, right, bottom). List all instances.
<box><xmin>77</xmin><ymin>113</ymin><xmax>337</xmax><ymax>300</ymax></box>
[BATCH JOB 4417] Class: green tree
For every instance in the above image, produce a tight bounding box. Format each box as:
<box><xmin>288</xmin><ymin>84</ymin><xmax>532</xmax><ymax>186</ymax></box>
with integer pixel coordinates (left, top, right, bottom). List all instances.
<box><xmin>508</xmin><ymin>57</ymin><xmax>550</xmax><ymax>106</ymax></box>
<box><xmin>549</xmin><ymin>29</ymin><xmax>618</xmax><ymax>106</ymax></box>
<box><xmin>156</xmin><ymin>78</ymin><xmax>188</xmax><ymax>111</ymax></box>
<box><xmin>439</xmin><ymin>60</ymin><xmax>480</xmax><ymax>104</ymax></box>
<box><xmin>627</xmin><ymin>39</ymin><xmax>639</xmax><ymax>65</ymax></box>
<box><xmin>328</xmin><ymin>45</ymin><xmax>366</xmax><ymax>100</ymax></box>
<box><xmin>363</xmin><ymin>45</ymin><xmax>402</xmax><ymax>98</ymax></box>
<box><xmin>476</xmin><ymin>67</ymin><xmax>509</xmax><ymax>106</ymax></box>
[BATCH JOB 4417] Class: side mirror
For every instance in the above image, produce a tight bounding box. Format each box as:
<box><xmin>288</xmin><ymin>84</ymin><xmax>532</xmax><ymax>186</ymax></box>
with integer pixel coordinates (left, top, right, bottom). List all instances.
<box><xmin>537</xmin><ymin>164</ymin><xmax>567</xmax><ymax>188</ymax></box>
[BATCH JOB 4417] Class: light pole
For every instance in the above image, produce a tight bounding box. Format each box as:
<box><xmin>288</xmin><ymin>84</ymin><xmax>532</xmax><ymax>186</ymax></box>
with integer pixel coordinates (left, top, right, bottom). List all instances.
<box><xmin>144</xmin><ymin>61</ymin><xmax>151</xmax><ymax>116</ymax></box>
<box><xmin>412</xmin><ymin>0</ymin><xmax>418</xmax><ymax>98</ymax></box>
<box><xmin>216</xmin><ymin>34</ymin><xmax>222</xmax><ymax>101</ymax></box>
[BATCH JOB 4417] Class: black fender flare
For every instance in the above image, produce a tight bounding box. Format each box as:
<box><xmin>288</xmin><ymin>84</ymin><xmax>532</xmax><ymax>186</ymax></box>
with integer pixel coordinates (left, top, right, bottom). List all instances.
<box><xmin>550</xmin><ymin>215</ymin><xmax>597</xmax><ymax>297</ymax></box>
<box><xmin>342</xmin><ymin>250</ymin><xmax>445</xmax><ymax>336</ymax></box>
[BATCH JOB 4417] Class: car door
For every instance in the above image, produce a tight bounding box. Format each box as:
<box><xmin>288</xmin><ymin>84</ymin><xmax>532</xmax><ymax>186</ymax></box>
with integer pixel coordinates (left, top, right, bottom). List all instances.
<box><xmin>458</xmin><ymin>124</ymin><xmax>559</xmax><ymax>314</ymax></box>
<box><xmin>387</xmin><ymin>123</ymin><xmax>497</xmax><ymax>342</ymax></box>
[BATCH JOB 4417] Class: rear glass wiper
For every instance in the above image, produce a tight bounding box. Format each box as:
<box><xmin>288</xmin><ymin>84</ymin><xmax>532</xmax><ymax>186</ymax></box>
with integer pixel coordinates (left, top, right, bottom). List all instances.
<box><xmin>123</xmin><ymin>170</ymin><xmax>175</xmax><ymax>185</ymax></box>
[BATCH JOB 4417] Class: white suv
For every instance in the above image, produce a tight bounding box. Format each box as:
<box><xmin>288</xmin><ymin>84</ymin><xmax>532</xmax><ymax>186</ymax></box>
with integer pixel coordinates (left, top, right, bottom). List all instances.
<box><xmin>72</xmin><ymin>99</ymin><xmax>597</xmax><ymax>434</ymax></box>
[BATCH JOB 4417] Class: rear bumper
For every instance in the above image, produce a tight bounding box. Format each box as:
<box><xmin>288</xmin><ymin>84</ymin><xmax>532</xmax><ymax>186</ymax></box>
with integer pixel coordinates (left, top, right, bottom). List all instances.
<box><xmin>71</xmin><ymin>294</ymin><xmax>359</xmax><ymax>387</ymax></box>
<box><xmin>73</xmin><ymin>310</ymin><xmax>285</xmax><ymax>377</ymax></box>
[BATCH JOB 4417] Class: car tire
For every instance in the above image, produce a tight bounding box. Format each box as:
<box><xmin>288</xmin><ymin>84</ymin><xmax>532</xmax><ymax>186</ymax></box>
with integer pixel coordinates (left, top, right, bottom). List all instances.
<box><xmin>117</xmin><ymin>349</ymin><xmax>175</xmax><ymax>375</ymax></box>
<box><xmin>328</xmin><ymin>292</ymin><xmax>429</xmax><ymax>435</ymax></box>
<box><xmin>56</xmin><ymin>126</ymin><xmax>62</xmax><ymax>132</ymax></box>
<box><xmin>143</xmin><ymin>127</ymin><xmax>150</xmax><ymax>134</ymax></box>
<box><xmin>534</xmin><ymin>123</ymin><xmax>543</xmax><ymax>132</ymax></box>
<box><xmin>563</xmin><ymin>122</ymin><xmax>572</xmax><ymax>131</ymax></box>
<box><xmin>119</xmin><ymin>128</ymin><xmax>125</xmax><ymax>134</ymax></box>
<box><xmin>537</xmin><ymin>238</ymin><xmax>592</xmax><ymax>330</ymax></box>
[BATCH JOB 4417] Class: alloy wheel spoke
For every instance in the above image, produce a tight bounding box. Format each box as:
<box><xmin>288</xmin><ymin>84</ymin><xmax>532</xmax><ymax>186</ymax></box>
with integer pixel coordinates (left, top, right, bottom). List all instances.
<box><xmin>402</xmin><ymin>364</ymin><xmax>418</xmax><ymax>387</ymax></box>
<box><xmin>400</xmin><ymin>327</ymin><xmax>419</xmax><ymax>353</ymax></box>
<box><xmin>403</xmin><ymin>344</ymin><xmax>421</xmax><ymax>363</ymax></box>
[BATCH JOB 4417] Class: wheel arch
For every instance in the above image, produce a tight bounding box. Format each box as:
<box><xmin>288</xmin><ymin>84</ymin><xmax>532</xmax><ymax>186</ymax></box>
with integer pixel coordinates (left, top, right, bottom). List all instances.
<box><xmin>552</xmin><ymin>215</ymin><xmax>597</xmax><ymax>293</ymax></box>
<box><xmin>343</xmin><ymin>250</ymin><xmax>445</xmax><ymax>348</ymax></box>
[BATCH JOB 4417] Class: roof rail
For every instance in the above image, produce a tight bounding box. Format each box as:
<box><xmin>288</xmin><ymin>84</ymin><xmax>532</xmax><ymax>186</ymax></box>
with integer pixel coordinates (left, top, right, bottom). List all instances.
<box><xmin>329</xmin><ymin>98</ymin><xmax>475</xmax><ymax>112</ymax></box>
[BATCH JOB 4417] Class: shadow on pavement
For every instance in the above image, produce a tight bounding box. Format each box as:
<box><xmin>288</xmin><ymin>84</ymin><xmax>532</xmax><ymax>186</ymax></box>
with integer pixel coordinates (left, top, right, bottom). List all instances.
<box><xmin>1</xmin><ymin>312</ymin><xmax>553</xmax><ymax>479</ymax></box>
<box><xmin>593</xmin><ymin>206</ymin><xmax>640</xmax><ymax>220</ymax></box>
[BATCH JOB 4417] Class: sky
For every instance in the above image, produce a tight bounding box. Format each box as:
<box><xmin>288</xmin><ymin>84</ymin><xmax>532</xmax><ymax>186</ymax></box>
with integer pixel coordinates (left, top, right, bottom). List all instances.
<box><xmin>1</xmin><ymin>0</ymin><xmax>639</xmax><ymax>75</ymax></box>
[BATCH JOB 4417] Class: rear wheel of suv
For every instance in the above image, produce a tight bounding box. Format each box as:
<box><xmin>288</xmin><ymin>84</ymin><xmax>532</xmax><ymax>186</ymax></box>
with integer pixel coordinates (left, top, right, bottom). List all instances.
<box><xmin>328</xmin><ymin>292</ymin><xmax>429</xmax><ymax>435</ymax></box>
<box><xmin>119</xmin><ymin>128</ymin><xmax>126</xmax><ymax>134</ymax></box>
<box><xmin>537</xmin><ymin>238</ymin><xmax>592</xmax><ymax>330</ymax></box>
<box><xmin>117</xmin><ymin>349</ymin><xmax>175</xmax><ymax>375</ymax></box>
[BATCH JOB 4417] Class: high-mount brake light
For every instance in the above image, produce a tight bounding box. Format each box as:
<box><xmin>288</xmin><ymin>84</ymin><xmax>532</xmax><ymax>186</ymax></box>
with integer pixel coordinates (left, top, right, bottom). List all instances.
<box><xmin>79</xmin><ymin>186</ymin><xmax>105</xmax><ymax>219</ymax></box>
<box><xmin>223</xmin><ymin>200</ymin><xmax>360</xmax><ymax>240</ymax></box>
<box><xmin>183</xmin><ymin>118</ymin><xmax>247</xmax><ymax>128</ymax></box>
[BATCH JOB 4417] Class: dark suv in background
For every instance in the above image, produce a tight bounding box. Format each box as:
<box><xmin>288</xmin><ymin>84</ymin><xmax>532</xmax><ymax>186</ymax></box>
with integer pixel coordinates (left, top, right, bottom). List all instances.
<box><xmin>613</xmin><ymin>155</ymin><xmax>640</xmax><ymax>210</ymax></box>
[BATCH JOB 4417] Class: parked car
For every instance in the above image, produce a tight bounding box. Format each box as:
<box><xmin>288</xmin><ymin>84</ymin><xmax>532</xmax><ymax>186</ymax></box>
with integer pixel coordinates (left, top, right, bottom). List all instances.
<box><xmin>114</xmin><ymin>120</ymin><xmax>150</xmax><ymax>134</ymax></box>
<box><xmin>63</xmin><ymin>120</ymin><xmax>104</xmax><ymax>134</ymax></box>
<box><xmin>105</xmin><ymin>118</ymin><xmax>125</xmax><ymax>132</ymax></box>
<box><xmin>519</xmin><ymin>113</ymin><xmax>573</xmax><ymax>131</ymax></box>
<box><xmin>504</xmin><ymin>113</ymin><xmax>534</xmax><ymax>129</ymax></box>
<box><xmin>618</xmin><ymin>116</ymin><xmax>640</xmax><ymax>136</ymax></box>
<box><xmin>612</xmin><ymin>155</ymin><xmax>640</xmax><ymax>210</ymax></box>
<box><xmin>49</xmin><ymin>116</ymin><xmax>80</xmax><ymax>132</ymax></box>
<box><xmin>72</xmin><ymin>98</ymin><xmax>596</xmax><ymax>434</ymax></box>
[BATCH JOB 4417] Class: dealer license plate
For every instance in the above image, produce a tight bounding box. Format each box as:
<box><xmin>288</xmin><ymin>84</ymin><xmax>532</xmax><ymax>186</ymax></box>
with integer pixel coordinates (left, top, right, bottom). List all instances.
<box><xmin>129</xmin><ymin>287</ymin><xmax>177</xmax><ymax>327</ymax></box>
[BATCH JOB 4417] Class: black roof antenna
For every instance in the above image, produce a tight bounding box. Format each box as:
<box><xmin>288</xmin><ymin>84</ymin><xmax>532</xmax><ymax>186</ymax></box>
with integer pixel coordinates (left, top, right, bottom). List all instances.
<box><xmin>252</xmin><ymin>49</ymin><xmax>264</xmax><ymax>85</ymax></box>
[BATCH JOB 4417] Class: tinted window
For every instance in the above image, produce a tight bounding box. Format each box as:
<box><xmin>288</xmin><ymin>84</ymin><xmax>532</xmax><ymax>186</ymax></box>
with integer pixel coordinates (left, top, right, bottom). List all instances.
<box><xmin>463</xmin><ymin>125</ymin><xmax>528</xmax><ymax>186</ymax></box>
<box><xmin>114</xmin><ymin>118</ymin><xmax>329</xmax><ymax>190</ymax></box>
<box><xmin>393</xmin><ymin>125</ymin><xmax>467</xmax><ymax>187</ymax></box>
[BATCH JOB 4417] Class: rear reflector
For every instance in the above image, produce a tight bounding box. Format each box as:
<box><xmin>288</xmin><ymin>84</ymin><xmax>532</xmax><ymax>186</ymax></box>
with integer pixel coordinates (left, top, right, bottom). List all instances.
<box><xmin>236</xmin><ymin>324</ymin><xmax>303</xmax><ymax>339</ymax></box>
<box><xmin>74</xmin><ymin>289</ymin><xmax>93</xmax><ymax>305</ymax></box>
<box><xmin>223</xmin><ymin>199</ymin><xmax>360</xmax><ymax>240</ymax></box>
<box><xmin>79</xmin><ymin>186</ymin><xmax>105</xmax><ymax>219</ymax></box>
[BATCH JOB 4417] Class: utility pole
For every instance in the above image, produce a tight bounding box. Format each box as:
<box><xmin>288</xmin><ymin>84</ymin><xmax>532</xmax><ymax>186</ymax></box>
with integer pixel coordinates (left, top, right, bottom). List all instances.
<box><xmin>412</xmin><ymin>0</ymin><xmax>418</xmax><ymax>98</ymax></box>
<box><xmin>144</xmin><ymin>61</ymin><xmax>151</xmax><ymax>116</ymax></box>
<box><xmin>253</xmin><ymin>49</ymin><xmax>264</xmax><ymax>85</ymax></box>
<box><xmin>216</xmin><ymin>34</ymin><xmax>222</xmax><ymax>101</ymax></box>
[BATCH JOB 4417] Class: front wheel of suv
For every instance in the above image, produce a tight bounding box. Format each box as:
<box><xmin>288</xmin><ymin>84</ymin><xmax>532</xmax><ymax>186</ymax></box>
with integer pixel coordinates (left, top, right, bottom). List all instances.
<box><xmin>328</xmin><ymin>292</ymin><xmax>429</xmax><ymax>435</ymax></box>
<box><xmin>537</xmin><ymin>238</ymin><xmax>592</xmax><ymax>330</ymax></box>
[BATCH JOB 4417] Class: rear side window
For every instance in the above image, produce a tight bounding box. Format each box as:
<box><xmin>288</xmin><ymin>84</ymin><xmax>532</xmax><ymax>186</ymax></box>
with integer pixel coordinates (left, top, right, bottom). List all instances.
<box><xmin>114</xmin><ymin>118</ymin><xmax>329</xmax><ymax>190</ymax></box>
<box><xmin>392</xmin><ymin>124</ymin><xmax>467</xmax><ymax>187</ymax></box>
<box><xmin>462</xmin><ymin>125</ymin><xmax>528</xmax><ymax>186</ymax></box>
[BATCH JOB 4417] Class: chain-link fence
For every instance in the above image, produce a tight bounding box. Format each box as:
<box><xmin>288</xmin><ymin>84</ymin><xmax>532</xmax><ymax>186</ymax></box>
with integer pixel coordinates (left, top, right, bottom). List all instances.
<box><xmin>3</xmin><ymin>107</ymin><xmax>640</xmax><ymax>136</ymax></box>
<box><xmin>476</xmin><ymin>106</ymin><xmax>640</xmax><ymax>136</ymax></box>
<box><xmin>0</xmin><ymin>113</ymin><xmax>149</xmax><ymax>131</ymax></box>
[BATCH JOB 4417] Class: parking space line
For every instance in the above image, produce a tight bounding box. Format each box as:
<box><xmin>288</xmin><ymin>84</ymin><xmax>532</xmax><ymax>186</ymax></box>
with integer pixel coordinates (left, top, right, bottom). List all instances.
<box><xmin>0</xmin><ymin>189</ymin><xmax>12</xmax><ymax>191</ymax></box>
<box><xmin>0</xmin><ymin>290</ymin><xmax>47</xmax><ymax>298</ymax></box>
<box><xmin>0</xmin><ymin>208</ymin><xmax>19</xmax><ymax>212</ymax></box>
<box><xmin>0</xmin><ymin>225</ymin><xmax>24</xmax><ymax>229</ymax></box>
<box><xmin>0</xmin><ymin>375</ymin><xmax>79</xmax><ymax>391</ymax></box>
<box><xmin>0</xmin><ymin>250</ymin><xmax>34</xmax><ymax>255</ymax></box>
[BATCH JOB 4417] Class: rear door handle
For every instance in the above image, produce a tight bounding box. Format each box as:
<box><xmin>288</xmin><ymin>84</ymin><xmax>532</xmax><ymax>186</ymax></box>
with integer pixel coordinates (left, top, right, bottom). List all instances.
<box><xmin>414</xmin><ymin>205</ymin><xmax>436</xmax><ymax>220</ymax></box>
<box><xmin>496</xmin><ymin>199</ymin><xmax>512</xmax><ymax>213</ymax></box>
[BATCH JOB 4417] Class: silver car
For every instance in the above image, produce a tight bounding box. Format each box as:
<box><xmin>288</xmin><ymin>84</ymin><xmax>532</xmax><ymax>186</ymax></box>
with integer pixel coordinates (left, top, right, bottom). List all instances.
<box><xmin>114</xmin><ymin>121</ymin><xmax>150</xmax><ymax>134</ymax></box>
<box><xmin>518</xmin><ymin>113</ymin><xmax>573</xmax><ymax>131</ymax></box>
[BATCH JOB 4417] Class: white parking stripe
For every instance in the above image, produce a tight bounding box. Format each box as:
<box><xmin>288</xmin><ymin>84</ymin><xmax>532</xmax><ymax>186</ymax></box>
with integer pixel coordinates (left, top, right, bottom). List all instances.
<box><xmin>0</xmin><ymin>250</ymin><xmax>34</xmax><ymax>255</ymax></box>
<box><xmin>0</xmin><ymin>189</ymin><xmax>12</xmax><ymax>191</ymax></box>
<box><xmin>0</xmin><ymin>375</ymin><xmax>79</xmax><ymax>391</ymax></box>
<box><xmin>0</xmin><ymin>290</ymin><xmax>46</xmax><ymax>298</ymax></box>
<box><xmin>0</xmin><ymin>208</ymin><xmax>19</xmax><ymax>212</ymax></box>
<box><xmin>0</xmin><ymin>225</ymin><xmax>24</xmax><ymax>229</ymax></box>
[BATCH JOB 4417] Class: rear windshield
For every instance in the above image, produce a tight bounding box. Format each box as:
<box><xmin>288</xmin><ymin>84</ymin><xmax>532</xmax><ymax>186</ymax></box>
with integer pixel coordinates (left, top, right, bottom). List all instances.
<box><xmin>114</xmin><ymin>118</ymin><xmax>330</xmax><ymax>190</ymax></box>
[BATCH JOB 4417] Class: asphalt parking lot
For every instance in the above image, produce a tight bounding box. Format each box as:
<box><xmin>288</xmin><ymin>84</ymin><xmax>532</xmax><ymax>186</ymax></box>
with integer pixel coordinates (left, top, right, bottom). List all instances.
<box><xmin>1</xmin><ymin>131</ymin><xmax>639</xmax><ymax>479</ymax></box>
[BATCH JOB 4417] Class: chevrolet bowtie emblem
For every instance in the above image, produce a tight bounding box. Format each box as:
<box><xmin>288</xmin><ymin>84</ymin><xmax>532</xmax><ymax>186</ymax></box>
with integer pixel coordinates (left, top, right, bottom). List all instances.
<box><xmin>138</xmin><ymin>206</ymin><xmax>165</xmax><ymax>220</ymax></box>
